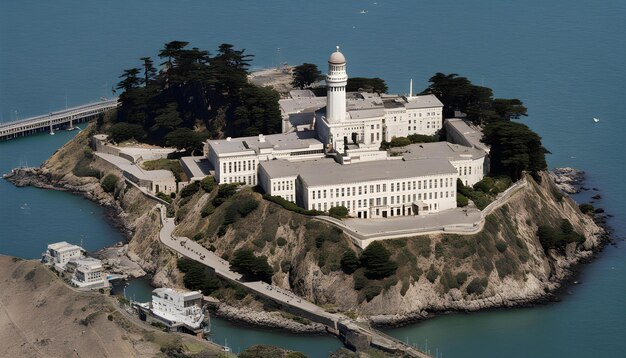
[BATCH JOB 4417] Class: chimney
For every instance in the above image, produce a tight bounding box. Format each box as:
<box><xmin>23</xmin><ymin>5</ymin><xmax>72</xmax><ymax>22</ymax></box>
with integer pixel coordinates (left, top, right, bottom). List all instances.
<box><xmin>409</xmin><ymin>79</ymin><xmax>413</xmax><ymax>99</ymax></box>
<box><xmin>259</xmin><ymin>134</ymin><xmax>265</xmax><ymax>143</ymax></box>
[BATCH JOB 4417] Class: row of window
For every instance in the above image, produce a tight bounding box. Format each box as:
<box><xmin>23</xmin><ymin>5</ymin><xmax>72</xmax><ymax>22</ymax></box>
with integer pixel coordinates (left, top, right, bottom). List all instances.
<box><xmin>224</xmin><ymin>175</ymin><xmax>256</xmax><ymax>185</ymax></box>
<box><xmin>272</xmin><ymin>179</ymin><xmax>294</xmax><ymax>192</ymax></box>
<box><xmin>328</xmin><ymin>86</ymin><xmax>345</xmax><ymax>92</ymax></box>
<box><xmin>310</xmin><ymin>177</ymin><xmax>454</xmax><ymax>200</ymax></box>
<box><xmin>311</xmin><ymin>190</ymin><xmax>454</xmax><ymax>212</ymax></box>
<box><xmin>222</xmin><ymin>159</ymin><xmax>257</xmax><ymax>174</ymax></box>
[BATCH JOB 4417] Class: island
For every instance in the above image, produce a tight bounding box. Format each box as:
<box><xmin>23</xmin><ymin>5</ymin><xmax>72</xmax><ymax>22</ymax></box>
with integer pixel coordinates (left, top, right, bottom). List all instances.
<box><xmin>4</xmin><ymin>41</ymin><xmax>611</xmax><ymax>356</ymax></box>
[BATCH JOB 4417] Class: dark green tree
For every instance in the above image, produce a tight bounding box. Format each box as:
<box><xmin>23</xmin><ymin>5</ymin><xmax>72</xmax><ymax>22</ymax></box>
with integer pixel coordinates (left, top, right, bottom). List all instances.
<box><xmin>165</xmin><ymin>128</ymin><xmax>208</xmax><ymax>155</ymax></box>
<box><xmin>340</xmin><ymin>250</ymin><xmax>359</xmax><ymax>274</ymax></box>
<box><xmin>231</xmin><ymin>84</ymin><xmax>281</xmax><ymax>136</ymax></box>
<box><xmin>482</xmin><ymin>121</ymin><xmax>548</xmax><ymax>181</ymax></box>
<box><xmin>360</xmin><ymin>242</ymin><xmax>398</xmax><ymax>279</ymax></box>
<box><xmin>346</xmin><ymin>77</ymin><xmax>388</xmax><ymax>93</ymax></box>
<box><xmin>139</xmin><ymin>57</ymin><xmax>157</xmax><ymax>85</ymax></box>
<box><xmin>292</xmin><ymin>63</ymin><xmax>322</xmax><ymax>89</ymax></box>
<box><xmin>230</xmin><ymin>248</ymin><xmax>273</xmax><ymax>283</ymax></box>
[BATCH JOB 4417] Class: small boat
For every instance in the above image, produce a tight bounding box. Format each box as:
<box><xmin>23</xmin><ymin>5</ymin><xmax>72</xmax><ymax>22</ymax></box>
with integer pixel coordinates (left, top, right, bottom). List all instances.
<box><xmin>360</xmin><ymin>10</ymin><xmax>368</xmax><ymax>14</ymax></box>
<box><xmin>593</xmin><ymin>117</ymin><xmax>600</xmax><ymax>123</ymax></box>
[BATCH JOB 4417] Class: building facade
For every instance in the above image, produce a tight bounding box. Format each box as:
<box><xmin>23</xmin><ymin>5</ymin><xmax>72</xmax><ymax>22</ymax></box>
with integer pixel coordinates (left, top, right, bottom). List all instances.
<box><xmin>42</xmin><ymin>241</ymin><xmax>83</xmax><ymax>269</ymax></box>
<box><xmin>204</xmin><ymin>48</ymin><xmax>489</xmax><ymax>218</ymax></box>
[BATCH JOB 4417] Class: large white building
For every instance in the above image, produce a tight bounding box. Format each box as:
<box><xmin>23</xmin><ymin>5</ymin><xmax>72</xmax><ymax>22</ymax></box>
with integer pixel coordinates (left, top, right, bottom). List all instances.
<box><xmin>259</xmin><ymin>158</ymin><xmax>458</xmax><ymax>218</ymax></box>
<box><xmin>205</xmin><ymin>48</ymin><xmax>489</xmax><ymax>218</ymax></box>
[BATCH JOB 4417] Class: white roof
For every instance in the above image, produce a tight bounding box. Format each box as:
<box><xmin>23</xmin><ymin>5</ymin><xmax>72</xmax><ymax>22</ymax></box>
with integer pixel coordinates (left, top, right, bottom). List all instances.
<box><xmin>404</xmin><ymin>94</ymin><xmax>444</xmax><ymax>109</ymax></box>
<box><xmin>445</xmin><ymin>118</ymin><xmax>489</xmax><ymax>153</ymax></box>
<box><xmin>71</xmin><ymin>257</ymin><xmax>103</xmax><ymax>271</ymax></box>
<box><xmin>399</xmin><ymin>142</ymin><xmax>486</xmax><ymax>162</ymax></box>
<box><xmin>259</xmin><ymin>157</ymin><xmax>457</xmax><ymax>187</ymax></box>
<box><xmin>208</xmin><ymin>131</ymin><xmax>322</xmax><ymax>156</ymax></box>
<box><xmin>153</xmin><ymin>288</ymin><xmax>202</xmax><ymax>300</ymax></box>
<box><xmin>48</xmin><ymin>241</ymin><xmax>81</xmax><ymax>253</ymax></box>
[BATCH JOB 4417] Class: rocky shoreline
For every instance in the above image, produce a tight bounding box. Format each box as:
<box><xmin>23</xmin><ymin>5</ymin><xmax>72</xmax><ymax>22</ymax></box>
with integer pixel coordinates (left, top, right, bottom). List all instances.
<box><xmin>213</xmin><ymin>304</ymin><xmax>327</xmax><ymax>334</ymax></box>
<box><xmin>4</xmin><ymin>166</ymin><xmax>616</xmax><ymax>331</ymax></box>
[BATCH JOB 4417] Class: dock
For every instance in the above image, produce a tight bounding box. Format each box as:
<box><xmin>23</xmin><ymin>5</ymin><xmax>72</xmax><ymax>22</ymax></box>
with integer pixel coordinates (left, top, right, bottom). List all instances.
<box><xmin>0</xmin><ymin>99</ymin><xmax>118</xmax><ymax>141</ymax></box>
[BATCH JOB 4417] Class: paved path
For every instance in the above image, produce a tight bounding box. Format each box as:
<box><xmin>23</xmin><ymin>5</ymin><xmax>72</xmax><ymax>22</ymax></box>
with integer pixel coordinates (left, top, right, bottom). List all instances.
<box><xmin>317</xmin><ymin>178</ymin><xmax>528</xmax><ymax>248</ymax></box>
<box><xmin>156</xmin><ymin>205</ymin><xmax>430</xmax><ymax>357</ymax></box>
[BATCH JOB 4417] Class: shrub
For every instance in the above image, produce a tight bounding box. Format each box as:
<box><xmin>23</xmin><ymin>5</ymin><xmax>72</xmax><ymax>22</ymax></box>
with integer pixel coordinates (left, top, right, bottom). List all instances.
<box><xmin>328</xmin><ymin>206</ymin><xmax>349</xmax><ymax>218</ymax></box>
<box><xmin>407</xmin><ymin>133</ymin><xmax>438</xmax><ymax>144</ymax></box>
<box><xmin>141</xmin><ymin>159</ymin><xmax>186</xmax><ymax>182</ymax></box>
<box><xmin>537</xmin><ymin>219</ymin><xmax>584</xmax><ymax>250</ymax></box>
<box><xmin>363</xmin><ymin>283</ymin><xmax>383</xmax><ymax>302</ymax></box>
<box><xmin>201</xmin><ymin>203</ymin><xmax>215</xmax><ymax>217</ymax></box>
<box><xmin>353</xmin><ymin>271</ymin><xmax>367</xmax><ymax>290</ymax></box>
<box><xmin>276</xmin><ymin>237</ymin><xmax>287</xmax><ymax>247</ymax></box>
<box><xmin>457</xmin><ymin>193</ymin><xmax>469</xmax><ymax>207</ymax></box>
<box><xmin>426</xmin><ymin>265</ymin><xmax>439</xmax><ymax>283</ymax></box>
<box><xmin>212</xmin><ymin>183</ymin><xmax>239</xmax><ymax>207</ymax></box>
<box><xmin>415</xmin><ymin>236</ymin><xmax>431</xmax><ymax>258</ymax></box>
<box><xmin>100</xmin><ymin>174</ymin><xmax>118</xmax><ymax>193</ymax></box>
<box><xmin>389</xmin><ymin>136</ymin><xmax>412</xmax><ymax>147</ymax></box>
<box><xmin>262</xmin><ymin>194</ymin><xmax>322</xmax><ymax>216</ymax></box>
<box><xmin>340</xmin><ymin>250</ymin><xmax>359</xmax><ymax>274</ymax></box>
<box><xmin>314</xmin><ymin>235</ymin><xmax>325</xmax><ymax>249</ymax></box>
<box><xmin>456</xmin><ymin>272</ymin><xmax>468</xmax><ymax>286</ymax></box>
<box><xmin>200</xmin><ymin>176</ymin><xmax>216</xmax><ymax>192</ymax></box>
<box><xmin>495</xmin><ymin>258</ymin><xmax>515</xmax><ymax>278</ymax></box>
<box><xmin>360</xmin><ymin>242</ymin><xmax>398</xmax><ymax>279</ymax></box>
<box><xmin>495</xmin><ymin>241</ymin><xmax>508</xmax><ymax>253</ymax></box>
<box><xmin>156</xmin><ymin>192</ymin><xmax>173</xmax><ymax>204</ymax></box>
<box><xmin>466</xmin><ymin>278</ymin><xmax>488</xmax><ymax>295</ymax></box>
<box><xmin>83</xmin><ymin>147</ymin><xmax>93</xmax><ymax>159</ymax></box>
<box><xmin>73</xmin><ymin>156</ymin><xmax>100</xmax><ymax>178</ymax></box>
<box><xmin>180</xmin><ymin>181</ymin><xmax>200</xmax><ymax>198</ymax></box>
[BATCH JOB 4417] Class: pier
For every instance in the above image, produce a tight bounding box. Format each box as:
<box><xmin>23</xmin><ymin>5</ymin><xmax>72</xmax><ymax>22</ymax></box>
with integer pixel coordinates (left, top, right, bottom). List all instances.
<box><xmin>0</xmin><ymin>99</ymin><xmax>119</xmax><ymax>141</ymax></box>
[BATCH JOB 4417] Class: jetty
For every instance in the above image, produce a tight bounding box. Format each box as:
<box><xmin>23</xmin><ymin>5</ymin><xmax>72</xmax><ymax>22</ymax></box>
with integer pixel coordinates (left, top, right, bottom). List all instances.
<box><xmin>0</xmin><ymin>99</ymin><xmax>118</xmax><ymax>141</ymax></box>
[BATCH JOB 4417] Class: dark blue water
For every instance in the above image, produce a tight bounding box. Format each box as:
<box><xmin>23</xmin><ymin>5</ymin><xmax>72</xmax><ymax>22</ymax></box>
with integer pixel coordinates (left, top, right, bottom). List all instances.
<box><xmin>1</xmin><ymin>0</ymin><xmax>624</xmax><ymax>356</ymax></box>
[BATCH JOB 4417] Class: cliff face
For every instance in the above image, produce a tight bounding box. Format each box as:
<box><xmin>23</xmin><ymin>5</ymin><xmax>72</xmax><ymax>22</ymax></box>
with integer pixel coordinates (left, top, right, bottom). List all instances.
<box><xmin>7</xmin><ymin>127</ymin><xmax>605</xmax><ymax>322</ymax></box>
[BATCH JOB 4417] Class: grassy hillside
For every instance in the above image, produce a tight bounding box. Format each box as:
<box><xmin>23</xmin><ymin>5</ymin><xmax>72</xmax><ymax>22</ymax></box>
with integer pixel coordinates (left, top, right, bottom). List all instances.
<box><xmin>0</xmin><ymin>256</ymin><xmax>223</xmax><ymax>358</ymax></box>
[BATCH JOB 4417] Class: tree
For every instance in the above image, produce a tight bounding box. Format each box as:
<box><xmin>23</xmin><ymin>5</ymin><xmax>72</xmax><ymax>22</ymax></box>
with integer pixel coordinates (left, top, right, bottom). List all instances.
<box><xmin>100</xmin><ymin>174</ymin><xmax>118</xmax><ymax>193</ymax></box>
<box><xmin>116</xmin><ymin>68</ymin><xmax>142</xmax><ymax>91</ymax></box>
<box><xmin>340</xmin><ymin>250</ymin><xmax>359</xmax><ymax>274</ymax></box>
<box><xmin>230</xmin><ymin>84</ymin><xmax>281</xmax><ymax>137</ymax></box>
<box><xmin>328</xmin><ymin>206</ymin><xmax>349</xmax><ymax>218</ymax></box>
<box><xmin>359</xmin><ymin>242</ymin><xmax>397</xmax><ymax>279</ymax></box>
<box><xmin>108</xmin><ymin>122</ymin><xmax>146</xmax><ymax>143</ymax></box>
<box><xmin>292</xmin><ymin>63</ymin><xmax>322</xmax><ymax>89</ymax></box>
<box><xmin>139</xmin><ymin>57</ymin><xmax>157</xmax><ymax>85</ymax></box>
<box><xmin>165</xmin><ymin>128</ymin><xmax>207</xmax><ymax>155</ymax></box>
<box><xmin>230</xmin><ymin>248</ymin><xmax>274</xmax><ymax>283</ymax></box>
<box><xmin>346</xmin><ymin>77</ymin><xmax>388</xmax><ymax>93</ymax></box>
<box><xmin>482</xmin><ymin>121</ymin><xmax>548</xmax><ymax>181</ymax></box>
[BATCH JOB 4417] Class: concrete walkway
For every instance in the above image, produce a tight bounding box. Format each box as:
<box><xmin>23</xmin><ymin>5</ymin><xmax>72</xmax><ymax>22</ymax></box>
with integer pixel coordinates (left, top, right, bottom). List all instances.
<box><xmin>317</xmin><ymin>178</ymin><xmax>528</xmax><ymax>248</ymax></box>
<box><xmin>156</xmin><ymin>205</ymin><xmax>430</xmax><ymax>357</ymax></box>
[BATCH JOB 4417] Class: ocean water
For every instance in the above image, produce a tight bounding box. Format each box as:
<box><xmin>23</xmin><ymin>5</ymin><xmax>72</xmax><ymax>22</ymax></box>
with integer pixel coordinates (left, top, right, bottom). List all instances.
<box><xmin>1</xmin><ymin>0</ymin><xmax>624</xmax><ymax>356</ymax></box>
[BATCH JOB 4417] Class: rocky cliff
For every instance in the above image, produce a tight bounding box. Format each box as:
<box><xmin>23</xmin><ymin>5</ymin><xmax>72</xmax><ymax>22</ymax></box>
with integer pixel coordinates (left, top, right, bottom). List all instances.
<box><xmin>5</xmin><ymin>125</ymin><xmax>608</xmax><ymax>326</ymax></box>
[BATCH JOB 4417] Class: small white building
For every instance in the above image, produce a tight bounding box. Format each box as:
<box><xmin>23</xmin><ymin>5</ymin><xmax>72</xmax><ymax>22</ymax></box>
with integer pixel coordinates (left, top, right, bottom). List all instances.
<box><xmin>148</xmin><ymin>288</ymin><xmax>206</xmax><ymax>332</ymax></box>
<box><xmin>42</xmin><ymin>241</ymin><xmax>83</xmax><ymax>270</ymax></box>
<box><xmin>67</xmin><ymin>257</ymin><xmax>108</xmax><ymax>289</ymax></box>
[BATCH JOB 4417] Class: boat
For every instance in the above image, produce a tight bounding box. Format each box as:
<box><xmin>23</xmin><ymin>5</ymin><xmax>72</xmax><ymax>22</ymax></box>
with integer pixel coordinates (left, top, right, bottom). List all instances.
<box><xmin>593</xmin><ymin>117</ymin><xmax>600</xmax><ymax>123</ymax></box>
<box><xmin>222</xmin><ymin>338</ymin><xmax>231</xmax><ymax>352</ymax></box>
<box><xmin>360</xmin><ymin>10</ymin><xmax>368</xmax><ymax>14</ymax></box>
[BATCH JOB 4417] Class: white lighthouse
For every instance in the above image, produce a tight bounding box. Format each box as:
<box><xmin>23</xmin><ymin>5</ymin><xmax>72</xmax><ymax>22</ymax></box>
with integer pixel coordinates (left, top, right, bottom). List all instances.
<box><xmin>325</xmin><ymin>46</ymin><xmax>347</xmax><ymax>123</ymax></box>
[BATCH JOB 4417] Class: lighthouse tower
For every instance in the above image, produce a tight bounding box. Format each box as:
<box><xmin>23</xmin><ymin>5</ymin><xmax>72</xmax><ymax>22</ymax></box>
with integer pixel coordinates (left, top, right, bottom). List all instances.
<box><xmin>326</xmin><ymin>46</ymin><xmax>347</xmax><ymax>123</ymax></box>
